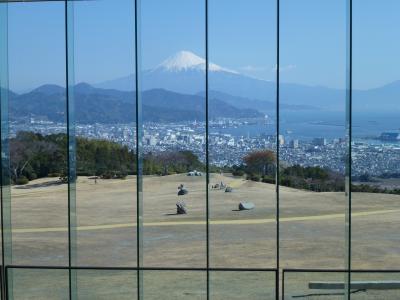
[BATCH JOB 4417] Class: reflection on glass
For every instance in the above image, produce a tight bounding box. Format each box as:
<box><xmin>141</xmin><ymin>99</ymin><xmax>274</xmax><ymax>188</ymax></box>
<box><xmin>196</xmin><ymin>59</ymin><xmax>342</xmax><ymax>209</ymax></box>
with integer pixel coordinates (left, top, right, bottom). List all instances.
<box><xmin>283</xmin><ymin>271</ymin><xmax>345</xmax><ymax>299</ymax></box>
<box><xmin>77</xmin><ymin>270</ymin><xmax>137</xmax><ymax>300</ymax></box>
<box><xmin>10</xmin><ymin>269</ymin><xmax>69</xmax><ymax>300</ymax></box>
<box><xmin>143</xmin><ymin>271</ymin><xmax>206</xmax><ymax>300</ymax></box>
<box><xmin>284</xmin><ymin>271</ymin><xmax>400</xmax><ymax>300</ymax></box>
<box><xmin>211</xmin><ymin>271</ymin><xmax>276</xmax><ymax>300</ymax></box>
<box><xmin>351</xmin><ymin>272</ymin><xmax>400</xmax><ymax>300</ymax></box>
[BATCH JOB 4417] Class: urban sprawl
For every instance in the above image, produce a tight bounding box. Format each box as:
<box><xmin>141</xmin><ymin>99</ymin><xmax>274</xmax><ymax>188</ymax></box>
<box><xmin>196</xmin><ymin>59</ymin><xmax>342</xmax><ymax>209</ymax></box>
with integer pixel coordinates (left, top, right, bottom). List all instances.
<box><xmin>13</xmin><ymin>118</ymin><xmax>400</xmax><ymax>177</ymax></box>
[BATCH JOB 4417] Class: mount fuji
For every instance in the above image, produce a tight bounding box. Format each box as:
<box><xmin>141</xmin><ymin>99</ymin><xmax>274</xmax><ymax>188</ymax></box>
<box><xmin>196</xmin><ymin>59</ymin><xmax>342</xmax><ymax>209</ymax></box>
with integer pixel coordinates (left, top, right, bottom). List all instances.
<box><xmin>95</xmin><ymin>50</ymin><xmax>279</xmax><ymax>101</ymax></box>
<box><xmin>151</xmin><ymin>50</ymin><xmax>238</xmax><ymax>74</ymax></box>
<box><xmin>95</xmin><ymin>50</ymin><xmax>348</xmax><ymax>111</ymax></box>
<box><xmin>95</xmin><ymin>50</ymin><xmax>400</xmax><ymax>113</ymax></box>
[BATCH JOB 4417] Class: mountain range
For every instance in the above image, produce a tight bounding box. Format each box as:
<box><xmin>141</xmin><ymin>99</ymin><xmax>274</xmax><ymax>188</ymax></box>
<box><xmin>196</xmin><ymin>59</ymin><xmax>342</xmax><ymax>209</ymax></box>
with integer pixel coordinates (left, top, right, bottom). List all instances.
<box><xmin>8</xmin><ymin>50</ymin><xmax>400</xmax><ymax>124</ymax></box>
<box><xmin>9</xmin><ymin>83</ymin><xmax>263</xmax><ymax>124</ymax></box>
<box><xmin>96</xmin><ymin>50</ymin><xmax>400</xmax><ymax>113</ymax></box>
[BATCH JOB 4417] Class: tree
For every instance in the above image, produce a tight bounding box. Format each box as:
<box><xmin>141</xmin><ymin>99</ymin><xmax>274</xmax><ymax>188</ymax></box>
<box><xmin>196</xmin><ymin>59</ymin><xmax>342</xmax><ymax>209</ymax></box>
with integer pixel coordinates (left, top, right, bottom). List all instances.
<box><xmin>7</xmin><ymin>131</ymin><xmax>205</xmax><ymax>183</ymax></box>
<box><xmin>10</xmin><ymin>132</ymin><xmax>60</xmax><ymax>182</ymax></box>
<box><xmin>243</xmin><ymin>150</ymin><xmax>276</xmax><ymax>176</ymax></box>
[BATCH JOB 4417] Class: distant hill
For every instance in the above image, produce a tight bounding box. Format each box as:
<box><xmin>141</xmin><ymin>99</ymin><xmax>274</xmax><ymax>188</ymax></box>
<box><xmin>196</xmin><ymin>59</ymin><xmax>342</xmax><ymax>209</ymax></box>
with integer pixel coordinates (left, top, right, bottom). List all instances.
<box><xmin>96</xmin><ymin>50</ymin><xmax>400</xmax><ymax>113</ymax></box>
<box><xmin>353</xmin><ymin>80</ymin><xmax>400</xmax><ymax>112</ymax></box>
<box><xmin>95</xmin><ymin>51</ymin><xmax>343</xmax><ymax>110</ymax></box>
<box><xmin>8</xmin><ymin>51</ymin><xmax>400</xmax><ymax>125</ymax></box>
<box><xmin>9</xmin><ymin>83</ymin><xmax>263</xmax><ymax>124</ymax></box>
<box><xmin>199</xmin><ymin>90</ymin><xmax>318</xmax><ymax>112</ymax></box>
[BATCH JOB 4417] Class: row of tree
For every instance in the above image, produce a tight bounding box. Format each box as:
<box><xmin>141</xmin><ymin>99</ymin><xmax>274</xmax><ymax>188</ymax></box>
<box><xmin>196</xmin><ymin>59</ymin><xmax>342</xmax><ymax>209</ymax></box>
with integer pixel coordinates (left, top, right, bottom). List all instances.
<box><xmin>230</xmin><ymin>150</ymin><xmax>344</xmax><ymax>192</ymax></box>
<box><xmin>8</xmin><ymin>132</ymin><xmax>400</xmax><ymax>195</ymax></box>
<box><xmin>9</xmin><ymin>132</ymin><xmax>203</xmax><ymax>184</ymax></box>
<box><xmin>231</xmin><ymin>150</ymin><xmax>400</xmax><ymax>194</ymax></box>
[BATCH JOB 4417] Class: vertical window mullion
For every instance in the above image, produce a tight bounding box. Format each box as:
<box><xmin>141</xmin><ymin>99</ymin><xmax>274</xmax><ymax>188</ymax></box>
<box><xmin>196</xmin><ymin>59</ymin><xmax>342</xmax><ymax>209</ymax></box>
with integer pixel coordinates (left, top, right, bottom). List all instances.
<box><xmin>65</xmin><ymin>1</ymin><xmax>77</xmax><ymax>299</ymax></box>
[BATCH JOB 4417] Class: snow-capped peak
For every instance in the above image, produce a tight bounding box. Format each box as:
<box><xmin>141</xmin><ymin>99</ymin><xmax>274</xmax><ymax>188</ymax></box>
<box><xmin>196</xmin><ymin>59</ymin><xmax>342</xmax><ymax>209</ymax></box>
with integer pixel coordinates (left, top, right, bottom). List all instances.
<box><xmin>153</xmin><ymin>50</ymin><xmax>238</xmax><ymax>74</ymax></box>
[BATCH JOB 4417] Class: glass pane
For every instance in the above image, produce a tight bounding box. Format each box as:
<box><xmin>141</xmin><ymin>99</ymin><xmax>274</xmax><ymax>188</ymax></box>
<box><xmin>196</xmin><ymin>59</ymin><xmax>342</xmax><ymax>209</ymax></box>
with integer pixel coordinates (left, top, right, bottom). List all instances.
<box><xmin>77</xmin><ymin>270</ymin><xmax>137</xmax><ymax>300</ymax></box>
<box><xmin>9</xmin><ymin>269</ymin><xmax>69</xmax><ymax>300</ymax></box>
<box><xmin>140</xmin><ymin>0</ymin><xmax>206</xmax><ymax>267</ymax></box>
<box><xmin>283</xmin><ymin>271</ymin><xmax>345</xmax><ymax>299</ymax></box>
<box><xmin>352</xmin><ymin>0</ymin><xmax>400</xmax><ymax>270</ymax></box>
<box><xmin>280</xmin><ymin>0</ymin><xmax>347</xmax><ymax>269</ymax></box>
<box><xmin>72</xmin><ymin>0</ymin><xmax>137</xmax><ymax>267</ymax></box>
<box><xmin>211</xmin><ymin>271</ymin><xmax>276</xmax><ymax>300</ymax></box>
<box><xmin>208</xmin><ymin>0</ymin><xmax>277</xmax><ymax>268</ymax></box>
<box><xmin>8</xmin><ymin>1</ymin><xmax>68</xmax><ymax>266</ymax></box>
<box><xmin>0</xmin><ymin>1</ymin><xmax>10</xmax><ymax>271</ymax></box>
<box><xmin>143</xmin><ymin>271</ymin><xmax>206</xmax><ymax>300</ymax></box>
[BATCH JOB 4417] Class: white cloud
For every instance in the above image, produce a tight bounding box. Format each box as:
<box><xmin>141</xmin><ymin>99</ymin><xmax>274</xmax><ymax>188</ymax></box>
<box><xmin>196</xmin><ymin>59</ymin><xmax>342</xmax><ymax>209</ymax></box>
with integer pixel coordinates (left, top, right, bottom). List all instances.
<box><xmin>271</xmin><ymin>64</ymin><xmax>297</xmax><ymax>72</ymax></box>
<box><xmin>240</xmin><ymin>65</ymin><xmax>269</xmax><ymax>72</ymax></box>
<box><xmin>240</xmin><ymin>64</ymin><xmax>297</xmax><ymax>73</ymax></box>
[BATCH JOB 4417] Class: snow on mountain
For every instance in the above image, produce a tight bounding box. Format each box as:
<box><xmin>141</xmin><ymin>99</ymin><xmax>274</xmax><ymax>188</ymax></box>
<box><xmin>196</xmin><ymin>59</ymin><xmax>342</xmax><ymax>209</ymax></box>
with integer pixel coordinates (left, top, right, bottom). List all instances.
<box><xmin>94</xmin><ymin>50</ymin><xmax>346</xmax><ymax>110</ymax></box>
<box><xmin>94</xmin><ymin>50</ymin><xmax>253</xmax><ymax>94</ymax></box>
<box><xmin>151</xmin><ymin>50</ymin><xmax>239</xmax><ymax>74</ymax></box>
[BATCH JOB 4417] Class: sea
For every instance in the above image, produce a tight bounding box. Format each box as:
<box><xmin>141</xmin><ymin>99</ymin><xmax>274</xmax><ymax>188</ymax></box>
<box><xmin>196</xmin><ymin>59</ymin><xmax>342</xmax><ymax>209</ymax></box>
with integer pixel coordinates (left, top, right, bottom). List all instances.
<box><xmin>218</xmin><ymin>111</ymin><xmax>400</xmax><ymax>144</ymax></box>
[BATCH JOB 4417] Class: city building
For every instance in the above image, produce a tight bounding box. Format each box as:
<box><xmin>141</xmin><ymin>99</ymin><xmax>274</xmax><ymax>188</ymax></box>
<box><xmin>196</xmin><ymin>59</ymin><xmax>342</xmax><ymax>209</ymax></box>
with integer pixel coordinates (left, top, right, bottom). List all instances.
<box><xmin>313</xmin><ymin>137</ymin><xmax>327</xmax><ymax>146</ymax></box>
<box><xmin>278</xmin><ymin>134</ymin><xmax>285</xmax><ymax>145</ymax></box>
<box><xmin>289</xmin><ymin>139</ymin><xmax>299</xmax><ymax>149</ymax></box>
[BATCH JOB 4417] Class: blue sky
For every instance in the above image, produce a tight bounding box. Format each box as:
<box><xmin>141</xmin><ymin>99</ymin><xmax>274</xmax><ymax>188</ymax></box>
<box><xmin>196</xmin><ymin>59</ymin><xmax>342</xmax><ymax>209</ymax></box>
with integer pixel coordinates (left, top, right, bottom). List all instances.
<box><xmin>4</xmin><ymin>0</ymin><xmax>400</xmax><ymax>92</ymax></box>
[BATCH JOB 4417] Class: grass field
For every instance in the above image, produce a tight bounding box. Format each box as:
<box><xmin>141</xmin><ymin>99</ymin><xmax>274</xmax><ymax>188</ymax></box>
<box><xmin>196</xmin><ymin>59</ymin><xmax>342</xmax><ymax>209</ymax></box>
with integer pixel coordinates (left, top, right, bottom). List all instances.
<box><xmin>6</xmin><ymin>173</ymin><xmax>400</xmax><ymax>299</ymax></box>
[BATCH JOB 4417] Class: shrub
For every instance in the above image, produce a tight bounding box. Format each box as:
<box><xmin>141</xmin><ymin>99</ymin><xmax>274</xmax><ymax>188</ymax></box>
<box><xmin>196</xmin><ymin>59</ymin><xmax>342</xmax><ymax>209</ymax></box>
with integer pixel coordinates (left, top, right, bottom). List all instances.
<box><xmin>115</xmin><ymin>172</ymin><xmax>127</xmax><ymax>179</ymax></box>
<box><xmin>250</xmin><ymin>175</ymin><xmax>261</xmax><ymax>182</ymax></box>
<box><xmin>27</xmin><ymin>173</ymin><xmax>37</xmax><ymax>181</ymax></box>
<box><xmin>16</xmin><ymin>176</ymin><xmax>29</xmax><ymax>185</ymax></box>
<box><xmin>262</xmin><ymin>176</ymin><xmax>275</xmax><ymax>184</ymax></box>
<box><xmin>101</xmin><ymin>172</ymin><xmax>113</xmax><ymax>179</ymax></box>
<box><xmin>48</xmin><ymin>173</ymin><xmax>61</xmax><ymax>178</ymax></box>
<box><xmin>232</xmin><ymin>169</ymin><xmax>244</xmax><ymax>177</ymax></box>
